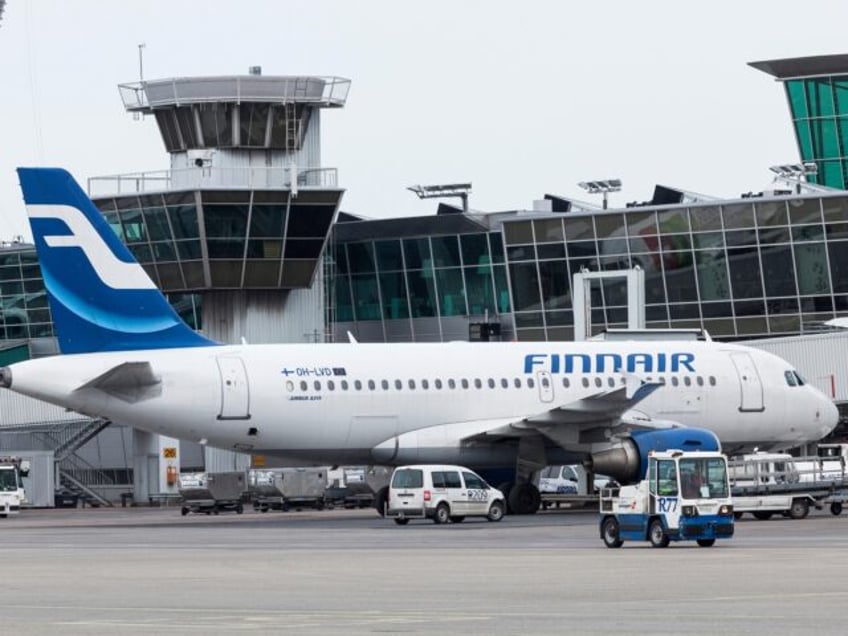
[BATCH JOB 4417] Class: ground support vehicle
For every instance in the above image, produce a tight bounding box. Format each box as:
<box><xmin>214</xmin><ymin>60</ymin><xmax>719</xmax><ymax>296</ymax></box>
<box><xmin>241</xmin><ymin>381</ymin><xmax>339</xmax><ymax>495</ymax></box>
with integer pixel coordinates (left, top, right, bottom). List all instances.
<box><xmin>178</xmin><ymin>471</ymin><xmax>246</xmax><ymax>515</ymax></box>
<box><xmin>0</xmin><ymin>456</ymin><xmax>30</xmax><ymax>517</ymax></box>
<box><xmin>248</xmin><ymin>468</ymin><xmax>326</xmax><ymax>512</ymax></box>
<box><xmin>600</xmin><ymin>450</ymin><xmax>734</xmax><ymax>548</ymax></box>
<box><xmin>386</xmin><ymin>464</ymin><xmax>506</xmax><ymax>525</ymax></box>
<box><xmin>538</xmin><ymin>464</ymin><xmax>615</xmax><ymax>510</ymax></box>
<box><xmin>729</xmin><ymin>451</ymin><xmax>848</xmax><ymax>519</ymax></box>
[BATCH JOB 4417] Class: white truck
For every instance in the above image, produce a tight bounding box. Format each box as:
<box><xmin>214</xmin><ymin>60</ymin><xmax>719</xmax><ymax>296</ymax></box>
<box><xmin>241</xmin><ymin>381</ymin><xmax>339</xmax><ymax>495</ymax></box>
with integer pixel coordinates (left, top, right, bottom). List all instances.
<box><xmin>0</xmin><ymin>456</ymin><xmax>30</xmax><ymax>517</ymax></box>
<box><xmin>729</xmin><ymin>448</ymin><xmax>848</xmax><ymax>519</ymax></box>
<box><xmin>600</xmin><ymin>449</ymin><xmax>735</xmax><ymax>548</ymax></box>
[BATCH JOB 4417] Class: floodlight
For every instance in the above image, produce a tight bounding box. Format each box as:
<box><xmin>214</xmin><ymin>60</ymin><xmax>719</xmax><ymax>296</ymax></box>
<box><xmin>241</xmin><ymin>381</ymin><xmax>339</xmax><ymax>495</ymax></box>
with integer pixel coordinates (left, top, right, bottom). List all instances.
<box><xmin>578</xmin><ymin>178</ymin><xmax>622</xmax><ymax>209</ymax></box>
<box><xmin>769</xmin><ymin>162</ymin><xmax>819</xmax><ymax>193</ymax></box>
<box><xmin>408</xmin><ymin>183</ymin><xmax>472</xmax><ymax>212</ymax></box>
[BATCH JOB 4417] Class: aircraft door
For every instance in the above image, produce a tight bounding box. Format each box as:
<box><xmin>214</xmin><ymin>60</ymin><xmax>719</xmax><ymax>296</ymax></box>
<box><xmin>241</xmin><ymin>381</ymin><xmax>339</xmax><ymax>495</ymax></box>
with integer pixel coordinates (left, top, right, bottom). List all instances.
<box><xmin>537</xmin><ymin>371</ymin><xmax>554</xmax><ymax>403</ymax></box>
<box><xmin>730</xmin><ymin>352</ymin><xmax>764</xmax><ymax>412</ymax></box>
<box><xmin>216</xmin><ymin>357</ymin><xmax>251</xmax><ymax>420</ymax></box>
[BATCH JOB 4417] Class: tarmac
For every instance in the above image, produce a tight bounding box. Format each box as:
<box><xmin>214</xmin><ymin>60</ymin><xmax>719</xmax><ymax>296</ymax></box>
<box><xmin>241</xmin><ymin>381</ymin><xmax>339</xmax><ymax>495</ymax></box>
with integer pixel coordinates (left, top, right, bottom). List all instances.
<box><xmin>1</xmin><ymin>505</ymin><xmax>848</xmax><ymax>635</ymax></box>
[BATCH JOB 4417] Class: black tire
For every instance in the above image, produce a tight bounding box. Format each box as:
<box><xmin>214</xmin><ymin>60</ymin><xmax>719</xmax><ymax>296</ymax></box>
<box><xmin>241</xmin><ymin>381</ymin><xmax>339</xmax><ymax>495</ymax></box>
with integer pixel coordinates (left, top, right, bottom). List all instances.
<box><xmin>789</xmin><ymin>498</ymin><xmax>810</xmax><ymax>520</ymax></box>
<box><xmin>487</xmin><ymin>501</ymin><xmax>505</xmax><ymax>522</ymax></box>
<box><xmin>433</xmin><ymin>503</ymin><xmax>450</xmax><ymax>524</ymax></box>
<box><xmin>236</xmin><ymin>503</ymin><xmax>244</xmax><ymax>514</ymax></box>
<box><xmin>394</xmin><ymin>518</ymin><xmax>410</xmax><ymax>526</ymax></box>
<box><xmin>450</xmin><ymin>516</ymin><xmax>465</xmax><ymax>523</ymax></box>
<box><xmin>497</xmin><ymin>482</ymin><xmax>514</xmax><ymax>513</ymax></box>
<box><xmin>831</xmin><ymin>502</ymin><xmax>843</xmax><ymax>516</ymax></box>
<box><xmin>752</xmin><ymin>511</ymin><xmax>773</xmax><ymax>520</ymax></box>
<box><xmin>733</xmin><ymin>511</ymin><xmax>743</xmax><ymax>520</ymax></box>
<box><xmin>213</xmin><ymin>508</ymin><xmax>219</xmax><ymax>515</ymax></box>
<box><xmin>374</xmin><ymin>486</ymin><xmax>389</xmax><ymax>518</ymax></box>
<box><xmin>696</xmin><ymin>538</ymin><xmax>716</xmax><ymax>547</ymax></box>
<box><xmin>508</xmin><ymin>483</ymin><xmax>541</xmax><ymax>515</ymax></box>
<box><xmin>180</xmin><ymin>507</ymin><xmax>188</xmax><ymax>516</ymax></box>
<box><xmin>601</xmin><ymin>517</ymin><xmax>623</xmax><ymax>548</ymax></box>
<box><xmin>648</xmin><ymin>518</ymin><xmax>669</xmax><ymax>548</ymax></box>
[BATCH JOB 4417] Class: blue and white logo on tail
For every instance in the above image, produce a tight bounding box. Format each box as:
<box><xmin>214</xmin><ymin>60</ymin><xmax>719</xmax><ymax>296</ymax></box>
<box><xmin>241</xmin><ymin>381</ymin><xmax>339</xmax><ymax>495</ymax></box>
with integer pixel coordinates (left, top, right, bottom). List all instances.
<box><xmin>17</xmin><ymin>167</ymin><xmax>217</xmax><ymax>353</ymax></box>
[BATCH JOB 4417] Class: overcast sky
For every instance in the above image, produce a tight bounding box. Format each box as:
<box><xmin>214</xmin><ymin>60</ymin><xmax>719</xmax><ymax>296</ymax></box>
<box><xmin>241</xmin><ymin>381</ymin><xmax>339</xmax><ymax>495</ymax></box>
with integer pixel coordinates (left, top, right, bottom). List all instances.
<box><xmin>1</xmin><ymin>0</ymin><xmax>847</xmax><ymax>240</ymax></box>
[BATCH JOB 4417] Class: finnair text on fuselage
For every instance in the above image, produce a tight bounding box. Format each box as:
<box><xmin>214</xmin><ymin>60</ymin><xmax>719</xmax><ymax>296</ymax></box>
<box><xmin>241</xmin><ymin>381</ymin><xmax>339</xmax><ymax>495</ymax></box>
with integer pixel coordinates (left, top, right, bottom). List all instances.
<box><xmin>524</xmin><ymin>352</ymin><xmax>696</xmax><ymax>374</ymax></box>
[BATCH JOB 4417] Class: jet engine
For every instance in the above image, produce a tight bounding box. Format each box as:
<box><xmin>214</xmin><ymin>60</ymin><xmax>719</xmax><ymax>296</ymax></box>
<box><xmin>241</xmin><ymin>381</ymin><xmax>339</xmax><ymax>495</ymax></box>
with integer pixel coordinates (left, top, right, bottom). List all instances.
<box><xmin>589</xmin><ymin>428</ymin><xmax>721</xmax><ymax>485</ymax></box>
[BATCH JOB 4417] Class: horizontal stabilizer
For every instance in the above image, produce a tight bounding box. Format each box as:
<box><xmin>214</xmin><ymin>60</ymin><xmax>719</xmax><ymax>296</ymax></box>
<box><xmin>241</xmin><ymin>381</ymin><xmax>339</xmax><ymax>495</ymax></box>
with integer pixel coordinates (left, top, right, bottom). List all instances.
<box><xmin>75</xmin><ymin>361</ymin><xmax>161</xmax><ymax>403</ymax></box>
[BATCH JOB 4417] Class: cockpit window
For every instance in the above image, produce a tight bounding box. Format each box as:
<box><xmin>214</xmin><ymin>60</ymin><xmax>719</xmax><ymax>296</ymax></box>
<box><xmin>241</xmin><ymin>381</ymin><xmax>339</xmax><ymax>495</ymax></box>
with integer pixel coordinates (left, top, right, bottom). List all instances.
<box><xmin>794</xmin><ymin>371</ymin><xmax>806</xmax><ymax>386</ymax></box>
<box><xmin>784</xmin><ymin>371</ymin><xmax>797</xmax><ymax>387</ymax></box>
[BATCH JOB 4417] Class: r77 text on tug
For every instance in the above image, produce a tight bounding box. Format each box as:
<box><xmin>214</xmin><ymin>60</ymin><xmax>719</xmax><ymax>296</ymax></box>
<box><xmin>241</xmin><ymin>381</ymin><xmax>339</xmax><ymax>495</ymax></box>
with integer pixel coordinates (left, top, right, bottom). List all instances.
<box><xmin>597</xmin><ymin>429</ymin><xmax>734</xmax><ymax>548</ymax></box>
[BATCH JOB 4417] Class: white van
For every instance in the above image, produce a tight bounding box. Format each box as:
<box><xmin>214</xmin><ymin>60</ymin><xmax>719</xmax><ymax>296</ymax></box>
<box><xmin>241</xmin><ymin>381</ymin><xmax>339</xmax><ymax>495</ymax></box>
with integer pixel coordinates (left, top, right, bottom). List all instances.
<box><xmin>387</xmin><ymin>465</ymin><xmax>506</xmax><ymax>525</ymax></box>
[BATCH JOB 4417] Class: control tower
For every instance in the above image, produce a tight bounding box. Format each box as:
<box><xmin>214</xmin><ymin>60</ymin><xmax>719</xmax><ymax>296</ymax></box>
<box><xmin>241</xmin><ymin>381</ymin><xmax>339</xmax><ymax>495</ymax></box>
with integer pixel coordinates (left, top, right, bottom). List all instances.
<box><xmin>89</xmin><ymin>69</ymin><xmax>350</xmax><ymax>344</ymax></box>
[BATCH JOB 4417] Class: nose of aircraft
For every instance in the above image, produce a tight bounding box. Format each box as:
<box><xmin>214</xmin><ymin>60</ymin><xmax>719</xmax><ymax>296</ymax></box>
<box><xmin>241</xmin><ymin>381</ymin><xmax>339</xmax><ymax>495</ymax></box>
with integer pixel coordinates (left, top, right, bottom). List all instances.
<box><xmin>813</xmin><ymin>391</ymin><xmax>840</xmax><ymax>440</ymax></box>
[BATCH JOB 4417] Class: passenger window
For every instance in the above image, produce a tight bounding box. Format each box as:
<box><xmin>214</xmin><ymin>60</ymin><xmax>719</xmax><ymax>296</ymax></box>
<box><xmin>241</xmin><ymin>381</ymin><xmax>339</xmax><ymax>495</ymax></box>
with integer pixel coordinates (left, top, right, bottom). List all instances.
<box><xmin>435</xmin><ymin>379</ymin><xmax>443</xmax><ymax>389</ymax></box>
<box><xmin>594</xmin><ymin>377</ymin><xmax>602</xmax><ymax>388</ymax></box>
<box><xmin>432</xmin><ymin>472</ymin><xmax>446</xmax><ymax>488</ymax></box>
<box><xmin>381</xmin><ymin>380</ymin><xmax>389</xmax><ymax>390</ymax></box>
<box><xmin>408</xmin><ymin>379</ymin><xmax>416</xmax><ymax>390</ymax></box>
<box><xmin>327</xmin><ymin>380</ymin><xmax>335</xmax><ymax>391</ymax></box>
<box><xmin>582</xmin><ymin>378</ymin><xmax>589</xmax><ymax>388</ymax></box>
<box><xmin>527</xmin><ymin>378</ymin><xmax>535</xmax><ymax>388</ymax></box>
<box><xmin>514</xmin><ymin>378</ymin><xmax>522</xmax><ymax>388</ymax></box>
<box><xmin>562</xmin><ymin>377</ymin><xmax>570</xmax><ymax>388</ymax></box>
<box><xmin>341</xmin><ymin>380</ymin><xmax>349</xmax><ymax>390</ymax></box>
<box><xmin>501</xmin><ymin>378</ymin><xmax>509</xmax><ymax>388</ymax></box>
<box><xmin>300</xmin><ymin>381</ymin><xmax>308</xmax><ymax>391</ymax></box>
<box><xmin>461</xmin><ymin>379</ymin><xmax>469</xmax><ymax>389</ymax></box>
<box><xmin>367</xmin><ymin>380</ymin><xmax>375</xmax><ymax>390</ymax></box>
<box><xmin>659</xmin><ymin>377</ymin><xmax>666</xmax><ymax>385</ymax></box>
<box><xmin>448</xmin><ymin>379</ymin><xmax>456</xmax><ymax>389</ymax></box>
<box><xmin>696</xmin><ymin>376</ymin><xmax>704</xmax><ymax>387</ymax></box>
<box><xmin>394</xmin><ymin>379</ymin><xmax>402</xmax><ymax>390</ymax></box>
<box><xmin>443</xmin><ymin>471</ymin><xmax>462</xmax><ymax>488</ymax></box>
<box><xmin>421</xmin><ymin>379</ymin><xmax>429</xmax><ymax>390</ymax></box>
<box><xmin>314</xmin><ymin>380</ymin><xmax>321</xmax><ymax>391</ymax></box>
<box><xmin>709</xmin><ymin>376</ymin><xmax>716</xmax><ymax>386</ymax></box>
<box><xmin>462</xmin><ymin>472</ymin><xmax>486</xmax><ymax>490</ymax></box>
<box><xmin>541</xmin><ymin>377</ymin><xmax>550</xmax><ymax>388</ymax></box>
<box><xmin>488</xmin><ymin>378</ymin><xmax>496</xmax><ymax>389</ymax></box>
<box><xmin>286</xmin><ymin>381</ymin><xmax>294</xmax><ymax>392</ymax></box>
<box><xmin>671</xmin><ymin>377</ymin><xmax>679</xmax><ymax>387</ymax></box>
<box><xmin>683</xmin><ymin>376</ymin><xmax>691</xmax><ymax>387</ymax></box>
<box><xmin>474</xmin><ymin>378</ymin><xmax>482</xmax><ymax>389</ymax></box>
<box><xmin>607</xmin><ymin>377</ymin><xmax>615</xmax><ymax>388</ymax></box>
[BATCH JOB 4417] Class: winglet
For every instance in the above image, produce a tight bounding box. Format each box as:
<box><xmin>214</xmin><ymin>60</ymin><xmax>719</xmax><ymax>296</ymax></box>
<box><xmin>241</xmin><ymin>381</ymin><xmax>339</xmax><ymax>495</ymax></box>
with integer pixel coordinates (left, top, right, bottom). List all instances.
<box><xmin>17</xmin><ymin>167</ymin><xmax>217</xmax><ymax>353</ymax></box>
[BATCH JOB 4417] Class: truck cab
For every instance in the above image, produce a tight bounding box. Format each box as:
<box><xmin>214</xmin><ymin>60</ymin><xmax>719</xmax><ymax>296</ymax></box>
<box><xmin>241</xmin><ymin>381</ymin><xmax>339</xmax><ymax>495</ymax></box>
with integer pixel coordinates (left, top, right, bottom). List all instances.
<box><xmin>600</xmin><ymin>450</ymin><xmax>734</xmax><ymax>548</ymax></box>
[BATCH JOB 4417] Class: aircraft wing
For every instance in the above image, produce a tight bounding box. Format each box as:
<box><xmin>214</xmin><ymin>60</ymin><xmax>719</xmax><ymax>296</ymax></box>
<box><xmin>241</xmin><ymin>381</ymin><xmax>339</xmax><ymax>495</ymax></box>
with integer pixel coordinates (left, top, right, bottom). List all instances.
<box><xmin>461</xmin><ymin>380</ymin><xmax>674</xmax><ymax>448</ymax></box>
<box><xmin>74</xmin><ymin>361</ymin><xmax>162</xmax><ymax>403</ymax></box>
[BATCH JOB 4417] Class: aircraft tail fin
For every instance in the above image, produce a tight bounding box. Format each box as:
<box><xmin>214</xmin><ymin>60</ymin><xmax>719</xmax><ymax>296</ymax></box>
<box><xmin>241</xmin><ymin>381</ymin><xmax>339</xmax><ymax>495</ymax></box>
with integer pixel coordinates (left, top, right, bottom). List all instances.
<box><xmin>16</xmin><ymin>167</ymin><xmax>217</xmax><ymax>353</ymax></box>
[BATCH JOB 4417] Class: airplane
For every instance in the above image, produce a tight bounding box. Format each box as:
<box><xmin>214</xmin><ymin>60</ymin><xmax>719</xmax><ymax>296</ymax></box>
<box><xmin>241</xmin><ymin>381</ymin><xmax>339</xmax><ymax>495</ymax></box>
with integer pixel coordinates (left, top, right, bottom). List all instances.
<box><xmin>0</xmin><ymin>167</ymin><xmax>839</xmax><ymax>514</ymax></box>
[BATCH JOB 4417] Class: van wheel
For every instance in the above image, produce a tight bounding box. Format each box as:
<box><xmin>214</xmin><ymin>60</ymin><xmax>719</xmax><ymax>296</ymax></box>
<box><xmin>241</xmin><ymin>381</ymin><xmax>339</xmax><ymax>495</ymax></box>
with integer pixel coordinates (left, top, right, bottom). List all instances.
<box><xmin>789</xmin><ymin>498</ymin><xmax>809</xmax><ymax>520</ymax></box>
<box><xmin>450</xmin><ymin>516</ymin><xmax>465</xmax><ymax>523</ymax></box>
<box><xmin>394</xmin><ymin>518</ymin><xmax>410</xmax><ymax>526</ymax></box>
<box><xmin>696</xmin><ymin>538</ymin><xmax>716</xmax><ymax>547</ymax></box>
<box><xmin>601</xmin><ymin>517</ymin><xmax>623</xmax><ymax>548</ymax></box>
<box><xmin>831</xmin><ymin>502</ymin><xmax>843</xmax><ymax>516</ymax></box>
<box><xmin>648</xmin><ymin>519</ymin><xmax>669</xmax><ymax>548</ymax></box>
<box><xmin>433</xmin><ymin>503</ymin><xmax>450</xmax><ymax>524</ymax></box>
<box><xmin>487</xmin><ymin>501</ymin><xmax>505</xmax><ymax>522</ymax></box>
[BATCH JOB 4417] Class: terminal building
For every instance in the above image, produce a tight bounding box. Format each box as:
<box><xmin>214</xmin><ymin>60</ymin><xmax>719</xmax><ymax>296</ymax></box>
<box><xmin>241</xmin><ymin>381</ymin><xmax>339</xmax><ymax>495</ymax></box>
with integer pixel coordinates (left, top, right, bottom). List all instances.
<box><xmin>2</xmin><ymin>54</ymin><xmax>848</xmax><ymax>504</ymax></box>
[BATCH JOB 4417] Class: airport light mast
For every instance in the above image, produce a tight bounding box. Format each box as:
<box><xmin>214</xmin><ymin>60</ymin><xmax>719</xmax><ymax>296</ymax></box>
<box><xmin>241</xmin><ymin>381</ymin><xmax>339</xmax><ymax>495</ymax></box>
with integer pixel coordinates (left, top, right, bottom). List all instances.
<box><xmin>408</xmin><ymin>183</ymin><xmax>472</xmax><ymax>212</ymax></box>
<box><xmin>769</xmin><ymin>162</ymin><xmax>818</xmax><ymax>194</ymax></box>
<box><xmin>578</xmin><ymin>179</ymin><xmax>622</xmax><ymax>210</ymax></box>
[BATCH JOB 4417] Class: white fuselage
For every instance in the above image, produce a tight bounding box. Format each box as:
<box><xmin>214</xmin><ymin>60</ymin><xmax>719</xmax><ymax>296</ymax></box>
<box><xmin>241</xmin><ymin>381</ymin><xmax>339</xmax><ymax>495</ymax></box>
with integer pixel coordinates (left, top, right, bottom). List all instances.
<box><xmin>4</xmin><ymin>340</ymin><xmax>838</xmax><ymax>468</ymax></box>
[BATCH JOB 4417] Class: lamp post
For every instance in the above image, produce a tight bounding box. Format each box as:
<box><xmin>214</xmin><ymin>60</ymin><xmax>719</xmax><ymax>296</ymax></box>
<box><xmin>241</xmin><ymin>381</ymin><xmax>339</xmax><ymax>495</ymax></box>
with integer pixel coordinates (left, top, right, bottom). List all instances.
<box><xmin>407</xmin><ymin>183</ymin><xmax>472</xmax><ymax>212</ymax></box>
<box><xmin>769</xmin><ymin>162</ymin><xmax>818</xmax><ymax>194</ymax></box>
<box><xmin>578</xmin><ymin>179</ymin><xmax>622</xmax><ymax>210</ymax></box>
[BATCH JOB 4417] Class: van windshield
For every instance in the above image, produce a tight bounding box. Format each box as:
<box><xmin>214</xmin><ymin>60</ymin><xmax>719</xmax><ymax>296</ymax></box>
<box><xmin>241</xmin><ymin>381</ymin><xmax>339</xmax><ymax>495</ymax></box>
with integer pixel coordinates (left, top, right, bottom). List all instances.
<box><xmin>391</xmin><ymin>469</ymin><xmax>423</xmax><ymax>489</ymax></box>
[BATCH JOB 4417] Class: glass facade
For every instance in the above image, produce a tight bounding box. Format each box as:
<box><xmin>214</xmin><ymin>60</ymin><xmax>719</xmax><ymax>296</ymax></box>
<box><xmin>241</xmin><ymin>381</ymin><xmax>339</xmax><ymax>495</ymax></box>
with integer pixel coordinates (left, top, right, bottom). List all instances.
<box><xmin>331</xmin><ymin>231</ymin><xmax>510</xmax><ymax>340</ymax></box>
<box><xmin>333</xmin><ymin>194</ymin><xmax>848</xmax><ymax>342</ymax></box>
<box><xmin>785</xmin><ymin>76</ymin><xmax>848</xmax><ymax>189</ymax></box>
<box><xmin>93</xmin><ymin>189</ymin><xmax>339</xmax><ymax>292</ymax></box>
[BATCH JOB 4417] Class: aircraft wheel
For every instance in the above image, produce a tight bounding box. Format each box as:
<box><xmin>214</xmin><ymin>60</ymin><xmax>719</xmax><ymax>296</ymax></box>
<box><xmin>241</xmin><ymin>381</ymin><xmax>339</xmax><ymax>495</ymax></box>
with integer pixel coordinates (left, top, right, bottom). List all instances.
<box><xmin>789</xmin><ymin>498</ymin><xmax>809</xmax><ymax>520</ymax></box>
<box><xmin>236</xmin><ymin>503</ymin><xmax>244</xmax><ymax>514</ymax></box>
<box><xmin>497</xmin><ymin>482</ymin><xmax>514</xmax><ymax>512</ymax></box>
<box><xmin>180</xmin><ymin>507</ymin><xmax>188</xmax><ymax>516</ymax></box>
<box><xmin>830</xmin><ymin>502</ymin><xmax>843</xmax><ymax>516</ymax></box>
<box><xmin>696</xmin><ymin>538</ymin><xmax>716</xmax><ymax>547</ymax></box>
<box><xmin>508</xmin><ymin>483</ymin><xmax>540</xmax><ymax>515</ymax></box>
<box><xmin>648</xmin><ymin>519</ymin><xmax>669</xmax><ymax>548</ymax></box>
<box><xmin>374</xmin><ymin>486</ymin><xmax>389</xmax><ymax>518</ymax></box>
<box><xmin>433</xmin><ymin>503</ymin><xmax>451</xmax><ymax>524</ymax></box>
<box><xmin>602</xmin><ymin>517</ymin><xmax>623</xmax><ymax>548</ymax></box>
